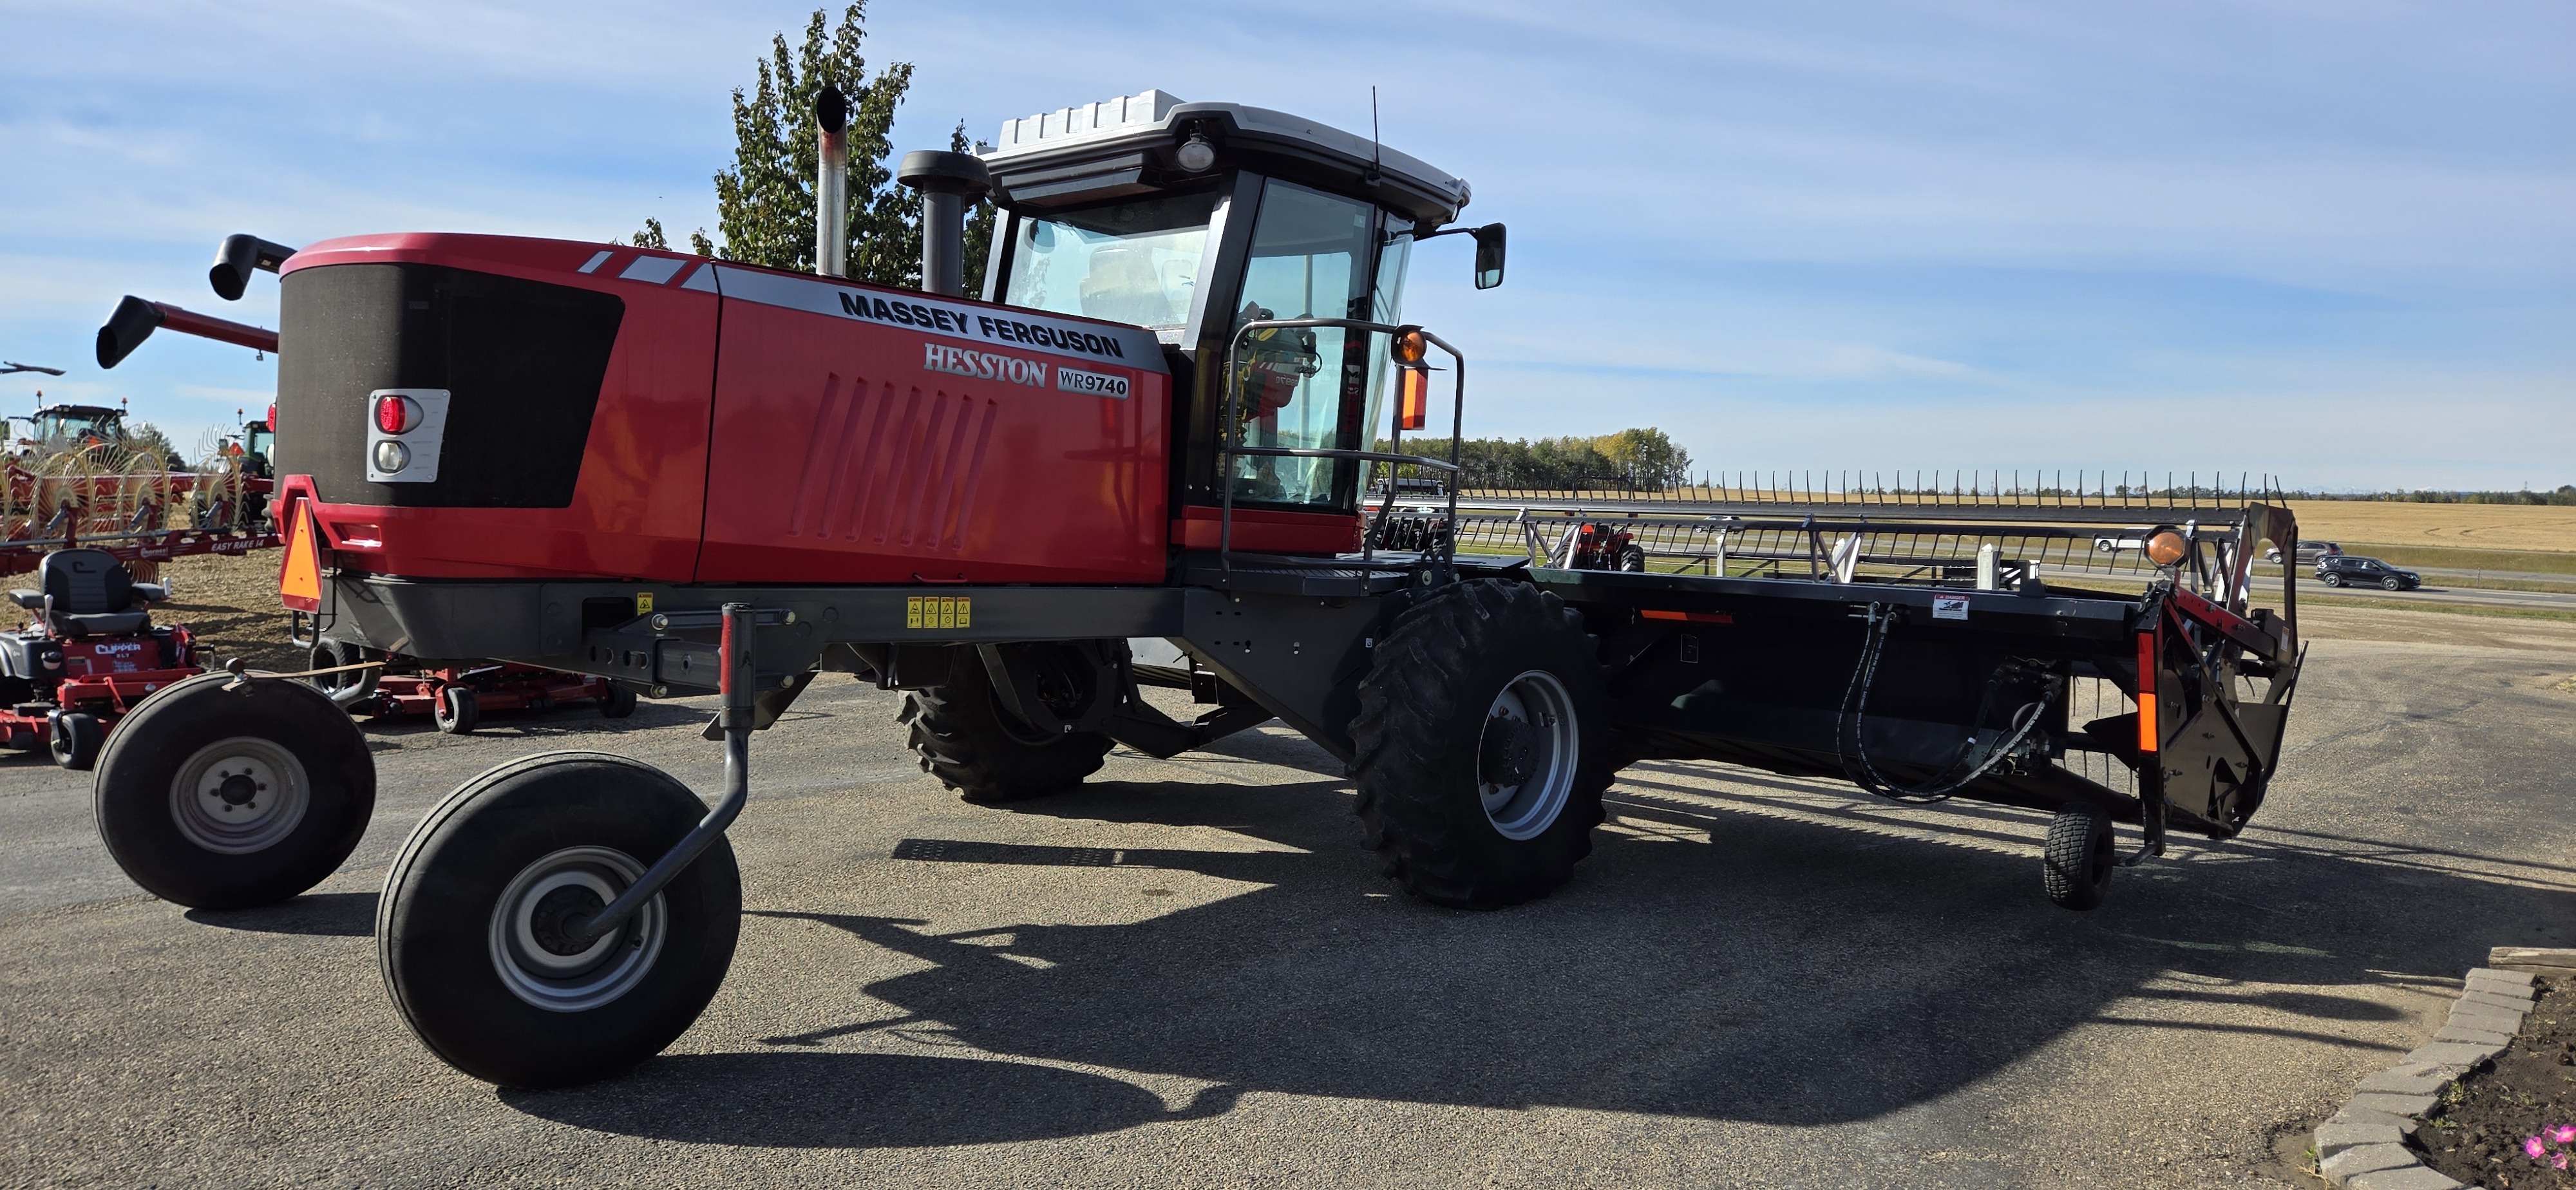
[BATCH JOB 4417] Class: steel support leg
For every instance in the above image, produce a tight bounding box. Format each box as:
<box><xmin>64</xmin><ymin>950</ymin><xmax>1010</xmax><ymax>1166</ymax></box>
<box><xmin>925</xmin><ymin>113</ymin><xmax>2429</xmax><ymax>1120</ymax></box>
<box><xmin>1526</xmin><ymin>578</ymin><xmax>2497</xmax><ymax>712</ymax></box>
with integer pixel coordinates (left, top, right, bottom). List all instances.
<box><xmin>572</xmin><ymin>601</ymin><xmax>755</xmax><ymax>940</ymax></box>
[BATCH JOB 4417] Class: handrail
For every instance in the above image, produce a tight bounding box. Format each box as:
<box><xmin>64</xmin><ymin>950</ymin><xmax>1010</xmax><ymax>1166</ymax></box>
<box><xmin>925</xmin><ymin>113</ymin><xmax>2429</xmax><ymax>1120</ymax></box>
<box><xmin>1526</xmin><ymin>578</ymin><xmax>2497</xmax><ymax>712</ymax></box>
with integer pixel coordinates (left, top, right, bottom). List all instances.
<box><xmin>1217</xmin><ymin>316</ymin><xmax>1466</xmax><ymax>577</ymax></box>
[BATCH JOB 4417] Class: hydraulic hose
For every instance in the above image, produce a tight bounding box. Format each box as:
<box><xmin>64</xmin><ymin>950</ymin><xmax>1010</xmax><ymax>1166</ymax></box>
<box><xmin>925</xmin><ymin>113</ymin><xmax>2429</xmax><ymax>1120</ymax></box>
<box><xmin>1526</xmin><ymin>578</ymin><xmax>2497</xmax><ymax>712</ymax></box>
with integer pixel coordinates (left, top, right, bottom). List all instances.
<box><xmin>1833</xmin><ymin>605</ymin><xmax>2052</xmax><ymax>804</ymax></box>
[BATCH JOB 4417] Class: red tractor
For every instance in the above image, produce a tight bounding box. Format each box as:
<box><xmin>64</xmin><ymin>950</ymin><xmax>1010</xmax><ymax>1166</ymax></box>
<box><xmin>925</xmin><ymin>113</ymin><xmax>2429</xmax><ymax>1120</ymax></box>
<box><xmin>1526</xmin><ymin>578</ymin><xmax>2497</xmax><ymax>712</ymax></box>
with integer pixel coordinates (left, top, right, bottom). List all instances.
<box><xmin>91</xmin><ymin>90</ymin><xmax>2307</xmax><ymax>1092</ymax></box>
<box><xmin>0</xmin><ymin>548</ymin><xmax>204</xmax><ymax>768</ymax></box>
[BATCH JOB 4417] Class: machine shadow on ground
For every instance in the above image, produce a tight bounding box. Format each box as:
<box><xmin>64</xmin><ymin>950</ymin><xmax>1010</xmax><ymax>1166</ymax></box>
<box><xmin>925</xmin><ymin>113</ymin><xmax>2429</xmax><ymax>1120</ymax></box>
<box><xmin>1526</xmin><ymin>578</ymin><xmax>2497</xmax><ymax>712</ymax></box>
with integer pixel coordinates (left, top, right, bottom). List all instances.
<box><xmin>184</xmin><ymin>891</ymin><xmax>379</xmax><ymax>936</ymax></box>
<box><xmin>500</xmin><ymin>754</ymin><xmax>2576</xmax><ymax>1149</ymax></box>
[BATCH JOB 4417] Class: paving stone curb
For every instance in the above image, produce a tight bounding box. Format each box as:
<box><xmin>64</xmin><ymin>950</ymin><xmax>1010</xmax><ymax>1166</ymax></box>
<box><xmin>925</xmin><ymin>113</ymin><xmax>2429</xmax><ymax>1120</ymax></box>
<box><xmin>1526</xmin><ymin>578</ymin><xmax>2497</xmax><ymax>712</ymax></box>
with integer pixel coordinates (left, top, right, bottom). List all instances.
<box><xmin>2311</xmin><ymin>960</ymin><xmax>2551</xmax><ymax>1189</ymax></box>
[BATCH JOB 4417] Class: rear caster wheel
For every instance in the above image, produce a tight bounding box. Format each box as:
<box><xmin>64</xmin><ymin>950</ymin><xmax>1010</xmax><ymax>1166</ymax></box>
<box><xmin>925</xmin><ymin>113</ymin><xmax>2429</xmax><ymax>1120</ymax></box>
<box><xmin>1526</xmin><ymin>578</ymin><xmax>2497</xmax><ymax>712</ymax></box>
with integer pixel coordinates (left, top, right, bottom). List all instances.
<box><xmin>1350</xmin><ymin>579</ymin><xmax>1613</xmax><ymax>908</ymax></box>
<box><xmin>93</xmin><ymin>673</ymin><xmax>376</xmax><ymax>909</ymax></box>
<box><xmin>434</xmin><ymin>685</ymin><xmax>479</xmax><ymax>735</ymax></box>
<box><xmin>2043</xmin><ymin>802</ymin><xmax>2116</xmax><ymax>911</ymax></box>
<box><xmin>379</xmin><ymin>752</ymin><xmax>740</xmax><ymax>1088</ymax></box>
<box><xmin>599</xmin><ymin>682</ymin><xmax>638</xmax><ymax>719</ymax></box>
<box><xmin>50</xmin><ymin>711</ymin><xmax>102</xmax><ymax>771</ymax></box>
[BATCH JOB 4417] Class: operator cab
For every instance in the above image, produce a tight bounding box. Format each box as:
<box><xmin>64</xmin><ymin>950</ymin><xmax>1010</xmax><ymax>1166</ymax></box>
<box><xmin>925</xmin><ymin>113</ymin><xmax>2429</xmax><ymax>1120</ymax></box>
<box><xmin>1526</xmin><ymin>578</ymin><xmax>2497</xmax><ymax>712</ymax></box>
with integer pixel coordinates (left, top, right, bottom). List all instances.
<box><xmin>15</xmin><ymin>403</ymin><xmax>127</xmax><ymax>453</ymax></box>
<box><xmin>977</xmin><ymin>91</ymin><xmax>1495</xmax><ymax>552</ymax></box>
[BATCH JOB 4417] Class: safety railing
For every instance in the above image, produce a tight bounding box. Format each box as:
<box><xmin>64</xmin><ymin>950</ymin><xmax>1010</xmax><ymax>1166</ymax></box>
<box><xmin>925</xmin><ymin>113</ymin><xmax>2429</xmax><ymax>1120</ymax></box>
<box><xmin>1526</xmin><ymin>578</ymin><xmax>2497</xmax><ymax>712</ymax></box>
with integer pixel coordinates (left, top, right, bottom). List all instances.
<box><xmin>1217</xmin><ymin>317</ymin><xmax>1466</xmax><ymax>574</ymax></box>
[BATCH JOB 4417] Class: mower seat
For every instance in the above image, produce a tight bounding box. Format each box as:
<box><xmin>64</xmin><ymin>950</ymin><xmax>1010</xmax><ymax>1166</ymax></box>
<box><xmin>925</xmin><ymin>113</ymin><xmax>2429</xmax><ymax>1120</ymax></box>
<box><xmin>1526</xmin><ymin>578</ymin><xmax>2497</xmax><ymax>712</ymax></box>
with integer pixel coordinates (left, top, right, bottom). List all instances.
<box><xmin>7</xmin><ymin>549</ymin><xmax>164</xmax><ymax>638</ymax></box>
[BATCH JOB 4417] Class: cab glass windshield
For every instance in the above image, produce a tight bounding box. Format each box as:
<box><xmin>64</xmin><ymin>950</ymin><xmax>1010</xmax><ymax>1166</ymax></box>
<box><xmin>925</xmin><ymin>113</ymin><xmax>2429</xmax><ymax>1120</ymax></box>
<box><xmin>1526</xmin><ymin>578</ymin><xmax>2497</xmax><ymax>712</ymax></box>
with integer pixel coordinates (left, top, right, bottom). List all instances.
<box><xmin>1226</xmin><ymin>179</ymin><xmax>1409</xmax><ymax>509</ymax></box>
<box><xmin>1003</xmin><ymin>191</ymin><xmax>1217</xmax><ymax>328</ymax></box>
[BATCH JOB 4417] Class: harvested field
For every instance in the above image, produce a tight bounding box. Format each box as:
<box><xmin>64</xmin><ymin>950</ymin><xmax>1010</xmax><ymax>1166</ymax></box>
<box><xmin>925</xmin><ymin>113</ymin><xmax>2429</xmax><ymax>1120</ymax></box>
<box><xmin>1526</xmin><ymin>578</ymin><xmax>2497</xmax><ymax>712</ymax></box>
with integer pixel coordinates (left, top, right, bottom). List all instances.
<box><xmin>2286</xmin><ymin>501</ymin><xmax>2576</xmax><ymax>556</ymax></box>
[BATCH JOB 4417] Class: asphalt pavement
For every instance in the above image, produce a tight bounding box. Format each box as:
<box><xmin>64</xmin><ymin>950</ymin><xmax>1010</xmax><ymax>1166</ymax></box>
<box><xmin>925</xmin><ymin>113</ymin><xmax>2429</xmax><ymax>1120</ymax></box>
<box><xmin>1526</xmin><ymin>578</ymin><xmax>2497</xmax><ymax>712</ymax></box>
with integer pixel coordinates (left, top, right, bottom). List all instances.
<box><xmin>5</xmin><ymin>638</ymin><xmax>2574</xmax><ymax>1187</ymax></box>
<box><xmin>2244</xmin><ymin>574</ymin><xmax>2576</xmax><ymax>612</ymax></box>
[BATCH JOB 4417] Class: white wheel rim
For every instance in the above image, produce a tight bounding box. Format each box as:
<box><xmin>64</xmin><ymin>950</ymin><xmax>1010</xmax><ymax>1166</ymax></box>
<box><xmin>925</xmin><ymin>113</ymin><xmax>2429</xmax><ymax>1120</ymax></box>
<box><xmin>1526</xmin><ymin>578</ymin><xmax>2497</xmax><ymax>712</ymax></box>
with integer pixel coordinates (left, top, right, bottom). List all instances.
<box><xmin>488</xmin><ymin>845</ymin><xmax>666</xmax><ymax>1012</ymax></box>
<box><xmin>167</xmin><ymin>737</ymin><xmax>311</xmax><ymax>855</ymax></box>
<box><xmin>1477</xmin><ymin>669</ymin><xmax>1579</xmax><ymax>840</ymax></box>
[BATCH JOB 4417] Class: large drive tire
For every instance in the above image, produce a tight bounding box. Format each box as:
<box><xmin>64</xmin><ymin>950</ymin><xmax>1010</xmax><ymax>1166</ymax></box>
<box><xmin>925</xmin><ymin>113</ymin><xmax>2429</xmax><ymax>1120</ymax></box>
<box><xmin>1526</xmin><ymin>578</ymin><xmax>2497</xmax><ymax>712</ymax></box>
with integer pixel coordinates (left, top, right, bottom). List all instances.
<box><xmin>50</xmin><ymin>712</ymin><xmax>104</xmax><ymax>771</ymax></box>
<box><xmin>1349</xmin><ymin>579</ymin><xmax>1613</xmax><ymax>908</ymax></box>
<box><xmin>434</xmin><ymin>684</ymin><xmax>479</xmax><ymax>735</ymax></box>
<box><xmin>378</xmin><ymin>751</ymin><xmax>740</xmax><ymax>1088</ymax></box>
<box><xmin>93</xmin><ymin>672</ymin><xmax>377</xmax><ymax>909</ymax></box>
<box><xmin>901</xmin><ymin>654</ymin><xmax>1112</xmax><ymax>804</ymax></box>
<box><xmin>2043</xmin><ymin>802</ymin><xmax>2116</xmax><ymax>911</ymax></box>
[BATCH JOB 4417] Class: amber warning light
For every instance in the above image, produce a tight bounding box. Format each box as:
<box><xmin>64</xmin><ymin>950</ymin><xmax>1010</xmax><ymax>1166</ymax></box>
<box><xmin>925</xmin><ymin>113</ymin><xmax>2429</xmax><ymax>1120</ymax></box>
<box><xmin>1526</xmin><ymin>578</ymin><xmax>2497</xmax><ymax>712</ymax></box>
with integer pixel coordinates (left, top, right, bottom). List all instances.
<box><xmin>1391</xmin><ymin>330</ymin><xmax>1431</xmax><ymax>431</ymax></box>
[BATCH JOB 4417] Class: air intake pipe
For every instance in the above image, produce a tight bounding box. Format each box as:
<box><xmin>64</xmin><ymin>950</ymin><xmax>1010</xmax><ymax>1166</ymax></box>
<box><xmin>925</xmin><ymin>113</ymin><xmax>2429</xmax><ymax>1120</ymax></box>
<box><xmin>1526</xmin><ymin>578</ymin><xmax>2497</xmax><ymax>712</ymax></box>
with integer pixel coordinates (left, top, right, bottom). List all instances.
<box><xmin>896</xmin><ymin>151</ymin><xmax>991</xmax><ymax>297</ymax></box>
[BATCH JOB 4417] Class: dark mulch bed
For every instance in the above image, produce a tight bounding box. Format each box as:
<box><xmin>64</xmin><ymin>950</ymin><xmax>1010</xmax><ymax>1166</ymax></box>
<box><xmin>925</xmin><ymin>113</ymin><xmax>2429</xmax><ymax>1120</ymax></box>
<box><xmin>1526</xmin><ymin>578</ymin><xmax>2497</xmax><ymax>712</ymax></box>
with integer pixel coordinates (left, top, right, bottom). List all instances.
<box><xmin>2419</xmin><ymin>976</ymin><xmax>2576</xmax><ymax>1189</ymax></box>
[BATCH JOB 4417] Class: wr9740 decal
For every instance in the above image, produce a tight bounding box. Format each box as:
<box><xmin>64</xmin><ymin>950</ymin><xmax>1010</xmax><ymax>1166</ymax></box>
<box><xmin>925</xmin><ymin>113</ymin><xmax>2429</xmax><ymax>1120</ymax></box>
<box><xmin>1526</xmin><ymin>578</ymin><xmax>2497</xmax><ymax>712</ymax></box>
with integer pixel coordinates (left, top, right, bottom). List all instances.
<box><xmin>1055</xmin><ymin>367</ymin><xmax>1130</xmax><ymax>399</ymax></box>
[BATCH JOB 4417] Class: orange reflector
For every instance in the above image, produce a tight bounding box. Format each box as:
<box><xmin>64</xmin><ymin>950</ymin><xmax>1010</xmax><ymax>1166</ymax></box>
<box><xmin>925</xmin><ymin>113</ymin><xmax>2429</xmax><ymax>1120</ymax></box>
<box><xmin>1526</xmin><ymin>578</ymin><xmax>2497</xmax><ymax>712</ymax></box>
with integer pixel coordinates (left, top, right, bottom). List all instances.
<box><xmin>2134</xmin><ymin>629</ymin><xmax>2159</xmax><ymax>754</ymax></box>
<box><xmin>279</xmin><ymin>504</ymin><xmax>323</xmax><ymax>612</ymax></box>
<box><xmin>1641</xmin><ymin>609</ymin><xmax>1733</xmax><ymax>624</ymax></box>
<box><xmin>1397</xmin><ymin>366</ymin><xmax>1429</xmax><ymax>430</ymax></box>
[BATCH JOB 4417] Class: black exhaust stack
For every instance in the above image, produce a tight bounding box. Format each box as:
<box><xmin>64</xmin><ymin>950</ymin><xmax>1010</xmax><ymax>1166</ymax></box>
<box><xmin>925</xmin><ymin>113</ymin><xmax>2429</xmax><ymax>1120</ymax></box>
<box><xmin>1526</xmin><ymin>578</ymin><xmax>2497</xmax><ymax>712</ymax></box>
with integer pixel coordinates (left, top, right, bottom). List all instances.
<box><xmin>896</xmin><ymin>151</ymin><xmax>992</xmax><ymax>298</ymax></box>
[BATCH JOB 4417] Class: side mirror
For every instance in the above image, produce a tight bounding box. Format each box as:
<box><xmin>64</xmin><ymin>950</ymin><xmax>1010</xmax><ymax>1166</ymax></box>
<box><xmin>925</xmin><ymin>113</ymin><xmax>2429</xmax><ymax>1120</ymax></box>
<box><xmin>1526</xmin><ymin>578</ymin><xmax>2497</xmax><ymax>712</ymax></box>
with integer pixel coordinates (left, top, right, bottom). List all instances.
<box><xmin>1471</xmin><ymin>223</ymin><xmax>1506</xmax><ymax>289</ymax></box>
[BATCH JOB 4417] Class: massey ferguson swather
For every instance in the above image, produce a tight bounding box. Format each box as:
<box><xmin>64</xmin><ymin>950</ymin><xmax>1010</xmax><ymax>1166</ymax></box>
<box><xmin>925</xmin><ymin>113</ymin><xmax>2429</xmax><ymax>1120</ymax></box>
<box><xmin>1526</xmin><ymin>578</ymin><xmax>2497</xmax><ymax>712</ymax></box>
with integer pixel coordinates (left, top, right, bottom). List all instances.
<box><xmin>91</xmin><ymin>89</ymin><xmax>2307</xmax><ymax>1088</ymax></box>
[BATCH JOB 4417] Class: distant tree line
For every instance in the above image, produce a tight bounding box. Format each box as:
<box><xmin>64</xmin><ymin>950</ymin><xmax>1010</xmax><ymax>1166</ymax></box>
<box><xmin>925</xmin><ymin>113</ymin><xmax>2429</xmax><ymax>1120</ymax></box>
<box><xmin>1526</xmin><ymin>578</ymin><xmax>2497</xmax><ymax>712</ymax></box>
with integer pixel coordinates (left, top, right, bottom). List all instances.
<box><xmin>1373</xmin><ymin>428</ymin><xmax>1693</xmax><ymax>491</ymax></box>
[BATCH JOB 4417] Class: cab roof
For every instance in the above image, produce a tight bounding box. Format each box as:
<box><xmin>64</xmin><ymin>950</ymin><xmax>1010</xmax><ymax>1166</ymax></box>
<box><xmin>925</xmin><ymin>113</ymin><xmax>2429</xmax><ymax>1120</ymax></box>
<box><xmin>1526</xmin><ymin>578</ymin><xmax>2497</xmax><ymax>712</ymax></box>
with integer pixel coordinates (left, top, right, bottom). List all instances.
<box><xmin>980</xmin><ymin>90</ymin><xmax>1471</xmax><ymax>229</ymax></box>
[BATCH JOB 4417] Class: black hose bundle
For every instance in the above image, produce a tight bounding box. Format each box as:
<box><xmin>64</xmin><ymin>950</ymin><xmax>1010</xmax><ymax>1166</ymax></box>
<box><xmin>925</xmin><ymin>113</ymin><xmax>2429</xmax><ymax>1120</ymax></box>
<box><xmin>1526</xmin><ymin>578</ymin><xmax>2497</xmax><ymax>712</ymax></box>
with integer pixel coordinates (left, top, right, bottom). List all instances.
<box><xmin>1833</xmin><ymin>605</ymin><xmax>2052</xmax><ymax>804</ymax></box>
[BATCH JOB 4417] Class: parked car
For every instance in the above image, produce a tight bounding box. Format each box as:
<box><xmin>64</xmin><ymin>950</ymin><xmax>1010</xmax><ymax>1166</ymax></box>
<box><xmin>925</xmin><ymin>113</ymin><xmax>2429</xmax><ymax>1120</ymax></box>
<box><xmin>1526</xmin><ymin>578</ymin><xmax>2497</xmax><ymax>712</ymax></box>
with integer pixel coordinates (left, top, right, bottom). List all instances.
<box><xmin>2266</xmin><ymin>540</ymin><xmax>2343</xmax><ymax>564</ymax></box>
<box><xmin>2316</xmin><ymin>555</ymin><xmax>2421</xmax><ymax>590</ymax></box>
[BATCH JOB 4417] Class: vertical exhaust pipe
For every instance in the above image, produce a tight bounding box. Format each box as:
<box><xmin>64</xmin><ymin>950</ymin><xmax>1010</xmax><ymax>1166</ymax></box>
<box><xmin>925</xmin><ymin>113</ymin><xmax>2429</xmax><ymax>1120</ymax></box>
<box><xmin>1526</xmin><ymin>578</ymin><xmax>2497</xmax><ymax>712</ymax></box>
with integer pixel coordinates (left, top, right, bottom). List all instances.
<box><xmin>897</xmin><ymin>150</ymin><xmax>992</xmax><ymax>297</ymax></box>
<box><xmin>815</xmin><ymin>86</ymin><xmax>849</xmax><ymax>278</ymax></box>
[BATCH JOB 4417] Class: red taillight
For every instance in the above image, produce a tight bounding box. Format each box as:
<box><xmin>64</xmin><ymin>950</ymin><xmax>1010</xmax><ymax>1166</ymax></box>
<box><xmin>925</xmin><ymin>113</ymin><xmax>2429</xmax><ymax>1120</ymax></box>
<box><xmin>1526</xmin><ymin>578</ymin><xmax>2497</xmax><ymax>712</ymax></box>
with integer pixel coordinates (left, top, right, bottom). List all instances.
<box><xmin>267</xmin><ymin>403</ymin><xmax>277</xmax><ymax>431</ymax></box>
<box><xmin>374</xmin><ymin>395</ymin><xmax>417</xmax><ymax>434</ymax></box>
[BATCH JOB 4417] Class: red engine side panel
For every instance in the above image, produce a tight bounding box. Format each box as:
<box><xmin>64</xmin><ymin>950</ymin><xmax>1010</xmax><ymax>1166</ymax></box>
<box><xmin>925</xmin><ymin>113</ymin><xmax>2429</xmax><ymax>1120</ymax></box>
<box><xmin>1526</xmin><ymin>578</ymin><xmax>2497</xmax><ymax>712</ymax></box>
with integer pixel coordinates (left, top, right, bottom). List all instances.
<box><xmin>693</xmin><ymin>268</ymin><xmax>1168</xmax><ymax>585</ymax></box>
<box><xmin>281</xmin><ymin>234</ymin><xmax>716</xmax><ymax>581</ymax></box>
<box><xmin>275</xmin><ymin>235</ymin><xmax>1170</xmax><ymax>585</ymax></box>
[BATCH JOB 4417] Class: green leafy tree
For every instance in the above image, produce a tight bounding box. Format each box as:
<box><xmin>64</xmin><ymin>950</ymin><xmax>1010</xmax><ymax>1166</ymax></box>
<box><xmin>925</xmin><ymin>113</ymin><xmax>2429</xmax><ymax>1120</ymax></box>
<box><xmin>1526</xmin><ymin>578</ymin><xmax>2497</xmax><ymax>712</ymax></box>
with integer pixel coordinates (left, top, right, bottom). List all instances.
<box><xmin>630</xmin><ymin>6</ymin><xmax>995</xmax><ymax>290</ymax></box>
<box><xmin>1593</xmin><ymin>427</ymin><xmax>1692</xmax><ymax>488</ymax></box>
<box><xmin>709</xmin><ymin>4</ymin><xmax>916</xmax><ymax>283</ymax></box>
<box><xmin>952</xmin><ymin>121</ymin><xmax>998</xmax><ymax>298</ymax></box>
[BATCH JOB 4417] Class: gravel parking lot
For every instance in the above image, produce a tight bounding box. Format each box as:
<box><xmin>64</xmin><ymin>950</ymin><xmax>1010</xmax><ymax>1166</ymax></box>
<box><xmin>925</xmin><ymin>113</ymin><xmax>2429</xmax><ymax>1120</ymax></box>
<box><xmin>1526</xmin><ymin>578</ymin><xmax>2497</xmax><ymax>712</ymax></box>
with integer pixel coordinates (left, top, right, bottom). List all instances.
<box><xmin>5</xmin><ymin>634</ymin><xmax>2573</xmax><ymax>1188</ymax></box>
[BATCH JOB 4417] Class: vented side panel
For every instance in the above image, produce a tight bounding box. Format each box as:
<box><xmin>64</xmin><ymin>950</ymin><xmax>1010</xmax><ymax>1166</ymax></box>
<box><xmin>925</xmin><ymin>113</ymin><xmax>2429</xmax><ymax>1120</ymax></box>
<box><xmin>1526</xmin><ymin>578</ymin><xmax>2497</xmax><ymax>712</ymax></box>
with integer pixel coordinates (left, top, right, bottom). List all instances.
<box><xmin>786</xmin><ymin>378</ymin><xmax>999</xmax><ymax>551</ymax></box>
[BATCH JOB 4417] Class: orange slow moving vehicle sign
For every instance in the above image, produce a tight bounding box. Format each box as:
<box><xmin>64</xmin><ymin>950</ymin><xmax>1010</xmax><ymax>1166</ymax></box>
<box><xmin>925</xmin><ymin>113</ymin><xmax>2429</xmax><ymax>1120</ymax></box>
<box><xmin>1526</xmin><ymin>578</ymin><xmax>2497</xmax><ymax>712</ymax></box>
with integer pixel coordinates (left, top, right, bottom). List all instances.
<box><xmin>278</xmin><ymin>502</ymin><xmax>323</xmax><ymax>612</ymax></box>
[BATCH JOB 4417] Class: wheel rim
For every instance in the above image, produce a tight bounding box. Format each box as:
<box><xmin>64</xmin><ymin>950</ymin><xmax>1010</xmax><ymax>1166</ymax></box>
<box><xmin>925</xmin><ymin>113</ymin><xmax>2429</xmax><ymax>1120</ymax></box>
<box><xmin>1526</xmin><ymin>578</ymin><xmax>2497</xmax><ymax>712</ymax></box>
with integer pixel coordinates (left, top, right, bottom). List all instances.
<box><xmin>167</xmin><ymin>737</ymin><xmax>312</xmax><ymax>855</ymax></box>
<box><xmin>1477</xmin><ymin>670</ymin><xmax>1578</xmax><ymax>840</ymax></box>
<box><xmin>488</xmin><ymin>845</ymin><xmax>667</xmax><ymax>1013</ymax></box>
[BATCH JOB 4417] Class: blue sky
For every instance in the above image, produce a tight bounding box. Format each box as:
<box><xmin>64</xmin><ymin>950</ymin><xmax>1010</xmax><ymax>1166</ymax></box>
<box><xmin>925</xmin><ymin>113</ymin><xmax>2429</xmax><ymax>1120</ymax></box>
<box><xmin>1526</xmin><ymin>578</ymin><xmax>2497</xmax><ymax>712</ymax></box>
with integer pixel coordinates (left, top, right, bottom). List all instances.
<box><xmin>2</xmin><ymin>0</ymin><xmax>2568</xmax><ymax>490</ymax></box>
